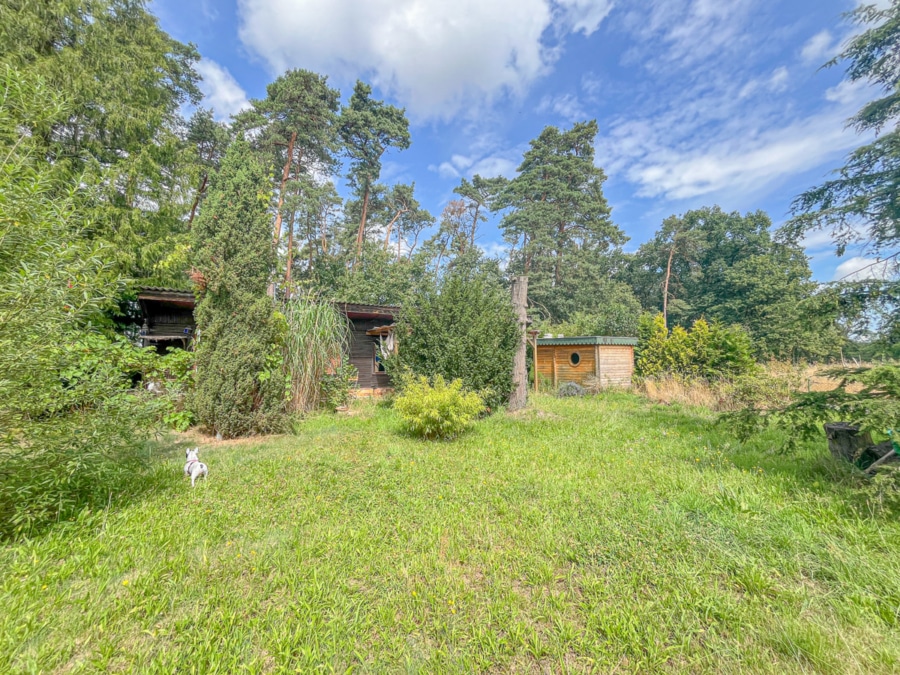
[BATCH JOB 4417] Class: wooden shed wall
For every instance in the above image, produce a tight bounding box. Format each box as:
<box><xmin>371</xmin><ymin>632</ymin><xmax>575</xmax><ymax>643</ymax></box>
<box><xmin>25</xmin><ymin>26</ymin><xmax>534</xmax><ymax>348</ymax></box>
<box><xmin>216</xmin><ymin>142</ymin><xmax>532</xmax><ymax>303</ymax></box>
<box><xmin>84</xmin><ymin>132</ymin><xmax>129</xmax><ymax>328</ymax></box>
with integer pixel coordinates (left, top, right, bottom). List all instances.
<box><xmin>595</xmin><ymin>345</ymin><xmax>634</xmax><ymax>387</ymax></box>
<box><xmin>348</xmin><ymin>318</ymin><xmax>393</xmax><ymax>391</ymax></box>
<box><xmin>536</xmin><ymin>344</ymin><xmax>634</xmax><ymax>389</ymax></box>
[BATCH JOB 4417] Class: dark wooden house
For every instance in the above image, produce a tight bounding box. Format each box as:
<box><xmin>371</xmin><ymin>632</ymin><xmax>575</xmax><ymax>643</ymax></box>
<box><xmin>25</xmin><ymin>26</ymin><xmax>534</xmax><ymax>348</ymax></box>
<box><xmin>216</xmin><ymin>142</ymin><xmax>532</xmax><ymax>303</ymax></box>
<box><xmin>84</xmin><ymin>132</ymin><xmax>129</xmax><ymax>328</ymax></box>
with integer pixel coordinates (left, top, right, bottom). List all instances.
<box><xmin>337</xmin><ymin>303</ymin><xmax>398</xmax><ymax>396</ymax></box>
<box><xmin>136</xmin><ymin>288</ymin><xmax>397</xmax><ymax>393</ymax></box>
<box><xmin>136</xmin><ymin>287</ymin><xmax>197</xmax><ymax>352</ymax></box>
<box><xmin>535</xmin><ymin>336</ymin><xmax>637</xmax><ymax>389</ymax></box>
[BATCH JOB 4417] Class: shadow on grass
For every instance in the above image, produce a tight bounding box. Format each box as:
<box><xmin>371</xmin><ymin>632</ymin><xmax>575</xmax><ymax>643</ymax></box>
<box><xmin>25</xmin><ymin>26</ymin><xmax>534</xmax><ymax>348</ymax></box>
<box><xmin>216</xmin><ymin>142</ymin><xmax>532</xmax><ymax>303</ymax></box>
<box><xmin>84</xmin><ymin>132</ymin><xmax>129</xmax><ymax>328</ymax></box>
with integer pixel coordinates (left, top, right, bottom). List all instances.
<box><xmin>0</xmin><ymin>434</ymin><xmax>185</xmax><ymax>543</ymax></box>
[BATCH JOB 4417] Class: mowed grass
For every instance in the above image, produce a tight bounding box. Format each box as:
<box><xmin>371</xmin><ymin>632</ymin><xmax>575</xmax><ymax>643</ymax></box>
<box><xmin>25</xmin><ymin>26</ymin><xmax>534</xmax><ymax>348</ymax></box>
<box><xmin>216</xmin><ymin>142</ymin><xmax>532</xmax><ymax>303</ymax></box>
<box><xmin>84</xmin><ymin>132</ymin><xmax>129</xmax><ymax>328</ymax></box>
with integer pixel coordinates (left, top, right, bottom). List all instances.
<box><xmin>2</xmin><ymin>394</ymin><xmax>900</xmax><ymax>673</ymax></box>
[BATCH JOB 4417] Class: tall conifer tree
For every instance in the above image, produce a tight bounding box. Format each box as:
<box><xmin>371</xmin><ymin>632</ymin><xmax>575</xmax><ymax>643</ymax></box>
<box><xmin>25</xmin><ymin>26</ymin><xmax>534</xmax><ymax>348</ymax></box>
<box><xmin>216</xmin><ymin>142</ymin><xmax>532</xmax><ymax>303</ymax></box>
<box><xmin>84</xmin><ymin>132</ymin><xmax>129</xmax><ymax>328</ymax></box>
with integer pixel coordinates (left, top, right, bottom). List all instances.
<box><xmin>191</xmin><ymin>140</ymin><xmax>285</xmax><ymax>438</ymax></box>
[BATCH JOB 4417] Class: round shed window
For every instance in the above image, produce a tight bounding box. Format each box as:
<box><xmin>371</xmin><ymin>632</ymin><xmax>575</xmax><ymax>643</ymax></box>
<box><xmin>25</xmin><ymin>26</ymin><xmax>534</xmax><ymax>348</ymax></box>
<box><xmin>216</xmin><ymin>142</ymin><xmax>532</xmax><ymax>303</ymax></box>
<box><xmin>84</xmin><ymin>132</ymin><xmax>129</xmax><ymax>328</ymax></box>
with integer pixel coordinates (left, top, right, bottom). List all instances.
<box><xmin>569</xmin><ymin>352</ymin><xmax>581</xmax><ymax>366</ymax></box>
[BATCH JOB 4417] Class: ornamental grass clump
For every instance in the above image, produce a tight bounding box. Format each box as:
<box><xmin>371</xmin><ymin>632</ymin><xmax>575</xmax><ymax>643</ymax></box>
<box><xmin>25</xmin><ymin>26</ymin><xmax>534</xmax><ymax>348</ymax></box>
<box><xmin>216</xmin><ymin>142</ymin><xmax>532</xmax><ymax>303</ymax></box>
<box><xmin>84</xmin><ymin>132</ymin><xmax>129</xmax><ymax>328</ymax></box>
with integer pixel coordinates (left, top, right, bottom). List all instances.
<box><xmin>282</xmin><ymin>294</ymin><xmax>351</xmax><ymax>412</ymax></box>
<box><xmin>394</xmin><ymin>376</ymin><xmax>485</xmax><ymax>440</ymax></box>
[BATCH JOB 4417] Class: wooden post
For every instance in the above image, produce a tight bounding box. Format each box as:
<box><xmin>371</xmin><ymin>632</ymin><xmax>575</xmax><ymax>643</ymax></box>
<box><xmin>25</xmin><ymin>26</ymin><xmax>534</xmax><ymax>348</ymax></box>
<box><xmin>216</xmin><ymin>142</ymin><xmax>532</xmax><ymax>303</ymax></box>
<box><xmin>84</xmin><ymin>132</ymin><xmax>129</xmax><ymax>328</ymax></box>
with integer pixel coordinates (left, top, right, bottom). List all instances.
<box><xmin>509</xmin><ymin>276</ymin><xmax>528</xmax><ymax>411</ymax></box>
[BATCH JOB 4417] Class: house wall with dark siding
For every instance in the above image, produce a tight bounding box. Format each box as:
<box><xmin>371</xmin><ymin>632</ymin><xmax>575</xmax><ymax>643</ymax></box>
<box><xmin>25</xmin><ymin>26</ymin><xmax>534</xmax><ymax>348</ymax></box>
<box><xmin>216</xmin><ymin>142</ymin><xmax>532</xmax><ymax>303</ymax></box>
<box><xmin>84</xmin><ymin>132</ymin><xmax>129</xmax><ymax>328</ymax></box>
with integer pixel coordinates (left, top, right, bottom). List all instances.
<box><xmin>348</xmin><ymin>318</ymin><xmax>394</xmax><ymax>391</ymax></box>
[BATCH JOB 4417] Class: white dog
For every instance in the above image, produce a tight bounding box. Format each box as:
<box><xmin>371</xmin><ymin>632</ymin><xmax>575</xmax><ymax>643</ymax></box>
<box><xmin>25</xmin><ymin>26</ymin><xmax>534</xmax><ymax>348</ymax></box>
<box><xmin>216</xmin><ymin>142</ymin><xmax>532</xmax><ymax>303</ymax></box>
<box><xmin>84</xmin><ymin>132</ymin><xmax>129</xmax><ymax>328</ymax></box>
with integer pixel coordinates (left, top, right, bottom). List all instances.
<box><xmin>183</xmin><ymin>447</ymin><xmax>209</xmax><ymax>487</ymax></box>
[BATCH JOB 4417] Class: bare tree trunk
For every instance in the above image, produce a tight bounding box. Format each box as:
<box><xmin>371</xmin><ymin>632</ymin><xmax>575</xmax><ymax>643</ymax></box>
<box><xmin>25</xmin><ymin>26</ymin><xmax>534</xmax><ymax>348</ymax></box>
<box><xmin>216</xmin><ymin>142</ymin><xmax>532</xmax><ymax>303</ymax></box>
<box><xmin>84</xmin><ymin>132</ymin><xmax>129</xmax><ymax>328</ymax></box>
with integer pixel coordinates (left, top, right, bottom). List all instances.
<box><xmin>285</xmin><ymin>211</ymin><xmax>295</xmax><ymax>300</ymax></box>
<box><xmin>187</xmin><ymin>173</ymin><xmax>208</xmax><ymax>229</ymax></box>
<box><xmin>663</xmin><ymin>245</ymin><xmax>675</xmax><ymax>328</ymax></box>
<box><xmin>509</xmin><ymin>276</ymin><xmax>529</xmax><ymax>411</ymax></box>
<box><xmin>383</xmin><ymin>208</ymin><xmax>406</xmax><ymax>251</ymax></box>
<box><xmin>273</xmin><ymin>131</ymin><xmax>297</xmax><ymax>245</ymax></box>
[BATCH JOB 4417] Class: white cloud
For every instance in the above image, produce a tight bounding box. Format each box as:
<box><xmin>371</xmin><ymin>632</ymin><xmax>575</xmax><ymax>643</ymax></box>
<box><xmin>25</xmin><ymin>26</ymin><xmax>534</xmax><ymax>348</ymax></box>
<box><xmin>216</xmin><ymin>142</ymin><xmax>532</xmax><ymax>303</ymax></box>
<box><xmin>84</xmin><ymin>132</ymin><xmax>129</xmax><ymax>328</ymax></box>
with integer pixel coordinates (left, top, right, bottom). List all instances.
<box><xmin>769</xmin><ymin>66</ymin><xmax>789</xmax><ymax>92</ymax></box>
<box><xmin>480</xmin><ymin>240</ymin><xmax>511</xmax><ymax>261</ymax></box>
<box><xmin>833</xmin><ymin>256</ymin><xmax>895</xmax><ymax>281</ymax></box>
<box><xmin>195</xmin><ymin>59</ymin><xmax>250</xmax><ymax>120</ymax></box>
<box><xmin>237</xmin><ymin>0</ymin><xmax>613</xmax><ymax>119</ymax></box>
<box><xmin>622</xmin><ymin>0</ymin><xmax>758</xmax><ymax>72</ymax></box>
<box><xmin>801</xmin><ymin>30</ymin><xmax>839</xmax><ymax>65</ymax></box>
<box><xmin>594</xmin><ymin>0</ymin><xmax>880</xmax><ymax>205</ymax></box>
<box><xmin>469</xmin><ymin>155</ymin><xmax>519</xmax><ymax>178</ymax></box>
<box><xmin>599</xmin><ymin>91</ymin><xmax>867</xmax><ymax>201</ymax></box>
<box><xmin>537</xmin><ymin>93</ymin><xmax>588</xmax><ymax>122</ymax></box>
<box><xmin>739</xmin><ymin>66</ymin><xmax>791</xmax><ymax>99</ymax></box>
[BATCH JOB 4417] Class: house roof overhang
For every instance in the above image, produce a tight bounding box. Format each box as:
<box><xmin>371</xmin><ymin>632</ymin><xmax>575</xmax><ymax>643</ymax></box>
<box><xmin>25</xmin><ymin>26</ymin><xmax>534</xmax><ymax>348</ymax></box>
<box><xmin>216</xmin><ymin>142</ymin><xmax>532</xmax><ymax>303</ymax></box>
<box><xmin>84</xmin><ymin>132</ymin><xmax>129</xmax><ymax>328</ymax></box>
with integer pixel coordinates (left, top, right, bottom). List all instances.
<box><xmin>137</xmin><ymin>287</ymin><xmax>196</xmax><ymax>309</ymax></box>
<box><xmin>337</xmin><ymin>303</ymin><xmax>399</xmax><ymax>320</ymax></box>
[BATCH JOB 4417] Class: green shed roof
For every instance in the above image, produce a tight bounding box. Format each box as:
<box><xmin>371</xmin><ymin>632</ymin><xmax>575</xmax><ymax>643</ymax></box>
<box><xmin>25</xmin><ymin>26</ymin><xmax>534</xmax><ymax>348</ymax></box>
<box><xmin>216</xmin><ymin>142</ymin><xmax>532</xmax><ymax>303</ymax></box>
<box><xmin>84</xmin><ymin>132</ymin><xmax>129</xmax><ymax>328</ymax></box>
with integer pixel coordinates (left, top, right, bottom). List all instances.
<box><xmin>536</xmin><ymin>336</ymin><xmax>638</xmax><ymax>346</ymax></box>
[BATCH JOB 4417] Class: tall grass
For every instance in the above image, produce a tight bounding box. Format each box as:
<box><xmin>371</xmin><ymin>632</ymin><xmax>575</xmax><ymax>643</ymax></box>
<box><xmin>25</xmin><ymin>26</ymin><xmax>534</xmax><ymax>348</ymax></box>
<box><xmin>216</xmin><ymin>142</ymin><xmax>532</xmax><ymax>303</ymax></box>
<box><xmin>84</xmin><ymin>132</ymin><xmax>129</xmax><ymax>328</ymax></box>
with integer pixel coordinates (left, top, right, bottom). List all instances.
<box><xmin>281</xmin><ymin>294</ymin><xmax>350</xmax><ymax>412</ymax></box>
<box><xmin>637</xmin><ymin>362</ymin><xmax>803</xmax><ymax>412</ymax></box>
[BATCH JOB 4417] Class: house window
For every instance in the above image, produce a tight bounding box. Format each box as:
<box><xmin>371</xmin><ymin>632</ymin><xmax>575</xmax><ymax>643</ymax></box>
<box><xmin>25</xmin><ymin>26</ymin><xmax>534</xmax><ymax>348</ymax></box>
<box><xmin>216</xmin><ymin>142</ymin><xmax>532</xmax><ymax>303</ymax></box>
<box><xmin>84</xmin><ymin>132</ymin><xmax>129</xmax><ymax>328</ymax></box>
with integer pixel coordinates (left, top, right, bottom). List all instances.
<box><xmin>373</xmin><ymin>344</ymin><xmax>386</xmax><ymax>373</ymax></box>
<box><xmin>570</xmin><ymin>352</ymin><xmax>581</xmax><ymax>366</ymax></box>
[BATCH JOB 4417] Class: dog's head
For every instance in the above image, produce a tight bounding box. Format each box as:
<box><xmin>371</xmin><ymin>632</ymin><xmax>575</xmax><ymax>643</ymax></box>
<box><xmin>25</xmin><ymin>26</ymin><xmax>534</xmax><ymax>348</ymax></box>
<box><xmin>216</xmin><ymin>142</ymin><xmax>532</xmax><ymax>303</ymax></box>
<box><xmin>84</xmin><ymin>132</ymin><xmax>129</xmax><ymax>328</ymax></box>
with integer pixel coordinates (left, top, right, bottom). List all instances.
<box><xmin>185</xmin><ymin>447</ymin><xmax>200</xmax><ymax>462</ymax></box>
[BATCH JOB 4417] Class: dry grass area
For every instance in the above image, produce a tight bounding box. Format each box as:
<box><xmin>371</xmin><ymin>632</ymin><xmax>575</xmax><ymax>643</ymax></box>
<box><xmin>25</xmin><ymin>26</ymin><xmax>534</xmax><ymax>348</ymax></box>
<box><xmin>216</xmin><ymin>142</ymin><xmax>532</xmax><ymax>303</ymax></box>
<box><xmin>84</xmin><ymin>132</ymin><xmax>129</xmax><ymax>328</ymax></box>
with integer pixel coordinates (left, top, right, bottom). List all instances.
<box><xmin>636</xmin><ymin>362</ymin><xmax>869</xmax><ymax>411</ymax></box>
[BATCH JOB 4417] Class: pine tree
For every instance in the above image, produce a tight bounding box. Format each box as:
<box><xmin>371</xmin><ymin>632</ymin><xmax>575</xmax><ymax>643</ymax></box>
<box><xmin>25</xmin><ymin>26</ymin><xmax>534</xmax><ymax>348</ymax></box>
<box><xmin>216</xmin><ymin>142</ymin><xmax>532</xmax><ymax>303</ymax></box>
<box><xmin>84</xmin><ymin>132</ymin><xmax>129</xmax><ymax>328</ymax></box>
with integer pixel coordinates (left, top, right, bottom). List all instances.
<box><xmin>191</xmin><ymin>140</ymin><xmax>285</xmax><ymax>438</ymax></box>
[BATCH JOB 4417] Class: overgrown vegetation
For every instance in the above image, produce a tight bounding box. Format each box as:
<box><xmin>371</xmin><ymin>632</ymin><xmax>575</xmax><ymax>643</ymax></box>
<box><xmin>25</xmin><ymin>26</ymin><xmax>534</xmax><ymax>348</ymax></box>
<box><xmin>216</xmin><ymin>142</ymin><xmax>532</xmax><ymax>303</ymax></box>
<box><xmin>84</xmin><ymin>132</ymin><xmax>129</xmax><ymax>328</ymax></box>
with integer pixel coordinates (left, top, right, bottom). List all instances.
<box><xmin>636</xmin><ymin>313</ymin><xmax>756</xmax><ymax>380</ymax></box>
<box><xmin>191</xmin><ymin>141</ymin><xmax>286</xmax><ymax>438</ymax></box>
<box><xmin>729</xmin><ymin>364</ymin><xmax>900</xmax><ymax>446</ymax></box>
<box><xmin>0</xmin><ymin>68</ymin><xmax>162</xmax><ymax>538</ymax></box>
<box><xmin>281</xmin><ymin>294</ymin><xmax>352</xmax><ymax>412</ymax></box>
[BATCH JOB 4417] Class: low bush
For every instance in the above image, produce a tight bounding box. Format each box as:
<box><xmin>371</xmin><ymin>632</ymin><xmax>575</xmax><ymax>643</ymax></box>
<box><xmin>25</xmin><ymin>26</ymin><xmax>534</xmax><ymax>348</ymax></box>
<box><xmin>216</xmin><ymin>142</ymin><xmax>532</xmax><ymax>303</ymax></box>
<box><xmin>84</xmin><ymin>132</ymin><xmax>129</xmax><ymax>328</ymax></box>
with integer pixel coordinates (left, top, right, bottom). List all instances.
<box><xmin>393</xmin><ymin>375</ymin><xmax>485</xmax><ymax>440</ymax></box>
<box><xmin>150</xmin><ymin>349</ymin><xmax>197</xmax><ymax>431</ymax></box>
<box><xmin>0</xmin><ymin>334</ymin><xmax>163</xmax><ymax>538</ymax></box>
<box><xmin>557</xmin><ymin>382</ymin><xmax>587</xmax><ymax>397</ymax></box>
<box><xmin>320</xmin><ymin>363</ymin><xmax>358</xmax><ymax>412</ymax></box>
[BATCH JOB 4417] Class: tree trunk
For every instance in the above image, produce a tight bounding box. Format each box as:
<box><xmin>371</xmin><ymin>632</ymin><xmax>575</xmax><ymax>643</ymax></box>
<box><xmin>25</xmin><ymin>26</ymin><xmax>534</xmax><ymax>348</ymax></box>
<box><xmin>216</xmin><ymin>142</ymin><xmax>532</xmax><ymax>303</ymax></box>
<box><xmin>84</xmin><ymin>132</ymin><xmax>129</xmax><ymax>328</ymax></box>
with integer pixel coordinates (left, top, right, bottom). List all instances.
<box><xmin>285</xmin><ymin>211</ymin><xmax>295</xmax><ymax>299</ymax></box>
<box><xmin>272</xmin><ymin>131</ymin><xmax>297</xmax><ymax>245</ymax></box>
<box><xmin>187</xmin><ymin>173</ymin><xmax>208</xmax><ymax>229</ymax></box>
<box><xmin>509</xmin><ymin>276</ymin><xmax>529</xmax><ymax>411</ymax></box>
<box><xmin>355</xmin><ymin>182</ymin><xmax>370</xmax><ymax>262</ymax></box>
<box><xmin>663</xmin><ymin>244</ymin><xmax>675</xmax><ymax>328</ymax></box>
<box><xmin>383</xmin><ymin>208</ymin><xmax>406</xmax><ymax>251</ymax></box>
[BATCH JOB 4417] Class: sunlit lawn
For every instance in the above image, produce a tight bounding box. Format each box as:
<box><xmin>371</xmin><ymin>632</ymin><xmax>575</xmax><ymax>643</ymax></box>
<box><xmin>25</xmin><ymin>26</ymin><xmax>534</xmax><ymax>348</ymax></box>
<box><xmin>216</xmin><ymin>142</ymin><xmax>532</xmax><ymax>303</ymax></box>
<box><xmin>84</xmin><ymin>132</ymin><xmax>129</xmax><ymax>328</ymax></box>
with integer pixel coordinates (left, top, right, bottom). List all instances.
<box><xmin>2</xmin><ymin>393</ymin><xmax>899</xmax><ymax>673</ymax></box>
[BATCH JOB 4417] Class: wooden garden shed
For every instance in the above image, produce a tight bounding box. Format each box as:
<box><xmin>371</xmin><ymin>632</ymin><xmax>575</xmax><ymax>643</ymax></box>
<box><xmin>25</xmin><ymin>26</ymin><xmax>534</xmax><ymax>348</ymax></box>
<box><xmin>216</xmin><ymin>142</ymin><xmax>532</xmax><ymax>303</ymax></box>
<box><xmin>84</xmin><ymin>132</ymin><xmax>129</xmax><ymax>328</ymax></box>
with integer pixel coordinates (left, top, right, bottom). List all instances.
<box><xmin>535</xmin><ymin>336</ymin><xmax>637</xmax><ymax>389</ymax></box>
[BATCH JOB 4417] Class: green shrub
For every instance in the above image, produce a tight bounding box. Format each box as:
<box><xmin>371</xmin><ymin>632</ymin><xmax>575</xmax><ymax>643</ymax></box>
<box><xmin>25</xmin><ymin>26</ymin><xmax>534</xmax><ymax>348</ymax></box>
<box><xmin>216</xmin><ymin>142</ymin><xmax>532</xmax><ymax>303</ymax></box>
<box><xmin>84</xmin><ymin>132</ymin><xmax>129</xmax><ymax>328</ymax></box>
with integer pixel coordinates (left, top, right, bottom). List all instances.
<box><xmin>143</xmin><ymin>348</ymin><xmax>197</xmax><ymax>431</ymax></box>
<box><xmin>394</xmin><ymin>375</ymin><xmax>485</xmax><ymax>440</ymax></box>
<box><xmin>636</xmin><ymin>313</ymin><xmax>756</xmax><ymax>380</ymax></box>
<box><xmin>0</xmin><ymin>68</ymin><xmax>163</xmax><ymax>537</ymax></box>
<box><xmin>320</xmin><ymin>363</ymin><xmax>358</xmax><ymax>411</ymax></box>
<box><xmin>728</xmin><ymin>364</ymin><xmax>900</xmax><ymax>449</ymax></box>
<box><xmin>389</xmin><ymin>262</ymin><xmax>519</xmax><ymax>411</ymax></box>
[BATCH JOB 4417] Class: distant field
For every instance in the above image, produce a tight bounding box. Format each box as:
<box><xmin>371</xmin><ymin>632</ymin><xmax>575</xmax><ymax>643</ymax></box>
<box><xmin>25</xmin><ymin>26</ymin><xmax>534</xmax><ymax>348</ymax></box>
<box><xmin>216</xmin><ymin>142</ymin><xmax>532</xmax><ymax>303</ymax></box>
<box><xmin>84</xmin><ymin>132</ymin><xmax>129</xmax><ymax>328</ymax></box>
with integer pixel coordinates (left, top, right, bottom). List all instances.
<box><xmin>2</xmin><ymin>394</ymin><xmax>899</xmax><ymax>673</ymax></box>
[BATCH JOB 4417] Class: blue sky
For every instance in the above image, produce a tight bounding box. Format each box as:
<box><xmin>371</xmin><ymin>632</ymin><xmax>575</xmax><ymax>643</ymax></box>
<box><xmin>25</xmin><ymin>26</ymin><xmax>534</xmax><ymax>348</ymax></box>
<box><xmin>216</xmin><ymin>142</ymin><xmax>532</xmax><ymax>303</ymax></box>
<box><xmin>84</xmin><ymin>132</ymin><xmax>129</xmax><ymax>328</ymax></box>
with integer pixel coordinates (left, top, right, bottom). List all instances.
<box><xmin>152</xmin><ymin>0</ymin><xmax>889</xmax><ymax>282</ymax></box>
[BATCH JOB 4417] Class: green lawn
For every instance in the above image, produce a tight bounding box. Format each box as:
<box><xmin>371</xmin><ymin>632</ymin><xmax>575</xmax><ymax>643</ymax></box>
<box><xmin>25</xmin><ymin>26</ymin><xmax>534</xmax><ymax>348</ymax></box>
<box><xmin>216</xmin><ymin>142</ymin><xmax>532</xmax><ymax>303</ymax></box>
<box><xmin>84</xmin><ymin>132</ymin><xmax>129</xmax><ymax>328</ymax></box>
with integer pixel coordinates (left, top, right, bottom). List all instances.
<box><xmin>2</xmin><ymin>393</ymin><xmax>899</xmax><ymax>673</ymax></box>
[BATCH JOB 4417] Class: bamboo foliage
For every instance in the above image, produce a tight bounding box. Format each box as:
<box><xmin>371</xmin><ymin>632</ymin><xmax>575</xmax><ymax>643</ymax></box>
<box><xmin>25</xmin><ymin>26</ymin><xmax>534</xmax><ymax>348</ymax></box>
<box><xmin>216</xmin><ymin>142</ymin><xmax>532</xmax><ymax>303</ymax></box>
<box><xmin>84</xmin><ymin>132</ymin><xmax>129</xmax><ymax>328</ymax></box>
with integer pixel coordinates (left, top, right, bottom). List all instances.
<box><xmin>282</xmin><ymin>294</ymin><xmax>350</xmax><ymax>412</ymax></box>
